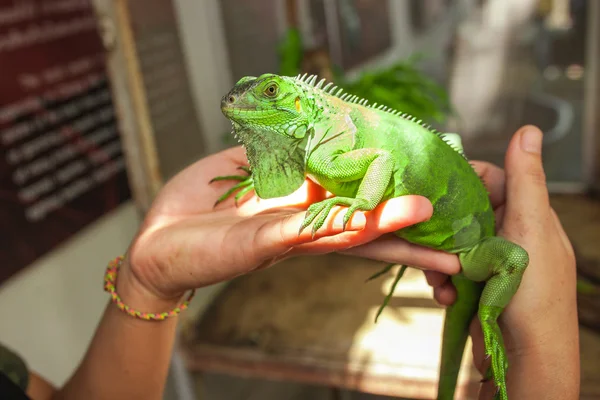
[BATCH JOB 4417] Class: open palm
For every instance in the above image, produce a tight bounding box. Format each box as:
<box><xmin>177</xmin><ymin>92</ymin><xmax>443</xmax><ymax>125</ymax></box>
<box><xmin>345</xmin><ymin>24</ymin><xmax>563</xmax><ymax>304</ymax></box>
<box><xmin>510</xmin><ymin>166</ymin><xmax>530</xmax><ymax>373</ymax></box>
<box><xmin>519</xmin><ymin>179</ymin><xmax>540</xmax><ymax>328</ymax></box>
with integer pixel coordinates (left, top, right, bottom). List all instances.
<box><xmin>126</xmin><ymin>146</ymin><xmax>441</xmax><ymax>299</ymax></box>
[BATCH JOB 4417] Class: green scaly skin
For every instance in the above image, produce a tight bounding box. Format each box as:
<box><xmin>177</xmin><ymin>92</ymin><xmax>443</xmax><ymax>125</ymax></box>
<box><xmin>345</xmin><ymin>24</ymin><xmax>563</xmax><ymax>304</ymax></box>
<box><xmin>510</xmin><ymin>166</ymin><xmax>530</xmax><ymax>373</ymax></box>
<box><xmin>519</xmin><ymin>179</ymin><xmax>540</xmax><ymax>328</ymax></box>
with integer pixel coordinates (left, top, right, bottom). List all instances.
<box><xmin>213</xmin><ymin>73</ymin><xmax>529</xmax><ymax>400</ymax></box>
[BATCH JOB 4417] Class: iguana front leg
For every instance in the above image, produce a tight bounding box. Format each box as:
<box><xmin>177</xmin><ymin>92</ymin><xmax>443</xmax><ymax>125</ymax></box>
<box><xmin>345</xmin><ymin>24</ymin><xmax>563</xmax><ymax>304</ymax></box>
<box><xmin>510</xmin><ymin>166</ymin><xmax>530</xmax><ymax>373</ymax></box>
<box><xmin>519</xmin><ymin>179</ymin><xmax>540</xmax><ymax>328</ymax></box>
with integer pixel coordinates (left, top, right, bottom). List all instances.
<box><xmin>459</xmin><ymin>237</ymin><xmax>529</xmax><ymax>400</ymax></box>
<box><xmin>300</xmin><ymin>148</ymin><xmax>394</xmax><ymax>235</ymax></box>
<box><xmin>210</xmin><ymin>166</ymin><xmax>255</xmax><ymax>206</ymax></box>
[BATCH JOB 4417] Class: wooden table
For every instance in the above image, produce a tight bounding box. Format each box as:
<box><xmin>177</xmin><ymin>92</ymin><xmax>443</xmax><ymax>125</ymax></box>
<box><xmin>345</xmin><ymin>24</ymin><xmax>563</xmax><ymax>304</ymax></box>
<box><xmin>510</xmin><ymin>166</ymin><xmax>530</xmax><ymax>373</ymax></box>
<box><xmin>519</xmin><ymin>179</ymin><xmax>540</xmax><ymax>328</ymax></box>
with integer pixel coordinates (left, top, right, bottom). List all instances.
<box><xmin>178</xmin><ymin>253</ymin><xmax>482</xmax><ymax>399</ymax></box>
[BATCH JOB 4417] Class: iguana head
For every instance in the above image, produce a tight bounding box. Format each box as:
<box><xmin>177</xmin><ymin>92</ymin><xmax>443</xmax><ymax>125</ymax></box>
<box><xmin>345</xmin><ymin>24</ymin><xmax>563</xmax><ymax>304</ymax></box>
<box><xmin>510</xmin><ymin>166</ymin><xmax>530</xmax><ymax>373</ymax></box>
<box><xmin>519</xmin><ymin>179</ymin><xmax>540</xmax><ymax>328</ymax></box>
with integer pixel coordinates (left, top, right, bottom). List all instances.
<box><xmin>220</xmin><ymin>73</ymin><xmax>313</xmax><ymax>199</ymax></box>
<box><xmin>221</xmin><ymin>73</ymin><xmax>315</xmax><ymax>138</ymax></box>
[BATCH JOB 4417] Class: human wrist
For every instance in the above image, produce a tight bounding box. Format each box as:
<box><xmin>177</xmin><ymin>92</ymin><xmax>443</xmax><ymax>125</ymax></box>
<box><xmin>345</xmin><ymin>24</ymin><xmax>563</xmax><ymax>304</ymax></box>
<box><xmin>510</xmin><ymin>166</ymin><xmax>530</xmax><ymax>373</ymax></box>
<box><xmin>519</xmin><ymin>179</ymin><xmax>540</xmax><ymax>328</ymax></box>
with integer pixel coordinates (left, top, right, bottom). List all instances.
<box><xmin>107</xmin><ymin>255</ymin><xmax>191</xmax><ymax>319</ymax></box>
<box><xmin>503</xmin><ymin>336</ymin><xmax>580</xmax><ymax>399</ymax></box>
<box><xmin>501</xmin><ymin>310</ymin><xmax>580</xmax><ymax>390</ymax></box>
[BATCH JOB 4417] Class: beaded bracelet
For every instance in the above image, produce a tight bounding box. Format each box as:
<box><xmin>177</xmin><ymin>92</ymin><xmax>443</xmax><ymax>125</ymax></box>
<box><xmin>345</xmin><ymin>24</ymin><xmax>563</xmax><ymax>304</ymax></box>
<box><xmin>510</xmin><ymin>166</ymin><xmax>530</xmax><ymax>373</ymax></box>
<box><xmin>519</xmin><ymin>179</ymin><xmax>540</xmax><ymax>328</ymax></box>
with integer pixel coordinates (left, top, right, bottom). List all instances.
<box><xmin>103</xmin><ymin>255</ymin><xmax>196</xmax><ymax>321</ymax></box>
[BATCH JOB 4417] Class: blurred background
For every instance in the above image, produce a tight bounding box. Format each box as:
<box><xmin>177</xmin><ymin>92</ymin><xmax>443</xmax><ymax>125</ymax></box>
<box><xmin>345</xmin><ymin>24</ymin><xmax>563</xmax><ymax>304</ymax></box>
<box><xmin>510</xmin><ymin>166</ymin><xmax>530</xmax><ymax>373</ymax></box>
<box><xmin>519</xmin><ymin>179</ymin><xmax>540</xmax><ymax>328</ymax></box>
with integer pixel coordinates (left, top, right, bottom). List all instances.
<box><xmin>0</xmin><ymin>0</ymin><xmax>599</xmax><ymax>399</ymax></box>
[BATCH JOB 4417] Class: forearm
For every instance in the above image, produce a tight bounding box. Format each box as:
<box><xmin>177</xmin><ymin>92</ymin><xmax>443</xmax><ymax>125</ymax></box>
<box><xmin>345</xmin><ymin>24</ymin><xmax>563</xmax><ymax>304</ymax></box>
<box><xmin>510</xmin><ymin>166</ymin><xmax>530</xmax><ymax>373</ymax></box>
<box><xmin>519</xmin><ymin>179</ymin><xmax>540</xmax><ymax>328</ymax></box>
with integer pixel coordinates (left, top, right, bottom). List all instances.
<box><xmin>52</xmin><ymin>261</ymin><xmax>182</xmax><ymax>400</ymax></box>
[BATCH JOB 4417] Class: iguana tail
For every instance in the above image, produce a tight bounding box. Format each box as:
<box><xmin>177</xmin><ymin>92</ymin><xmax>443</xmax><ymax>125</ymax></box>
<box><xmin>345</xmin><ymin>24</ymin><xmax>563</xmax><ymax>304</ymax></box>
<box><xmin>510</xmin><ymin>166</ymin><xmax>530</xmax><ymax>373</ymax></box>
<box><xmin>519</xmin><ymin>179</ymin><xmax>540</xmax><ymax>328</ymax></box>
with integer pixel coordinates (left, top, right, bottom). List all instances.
<box><xmin>437</xmin><ymin>274</ymin><xmax>484</xmax><ymax>400</ymax></box>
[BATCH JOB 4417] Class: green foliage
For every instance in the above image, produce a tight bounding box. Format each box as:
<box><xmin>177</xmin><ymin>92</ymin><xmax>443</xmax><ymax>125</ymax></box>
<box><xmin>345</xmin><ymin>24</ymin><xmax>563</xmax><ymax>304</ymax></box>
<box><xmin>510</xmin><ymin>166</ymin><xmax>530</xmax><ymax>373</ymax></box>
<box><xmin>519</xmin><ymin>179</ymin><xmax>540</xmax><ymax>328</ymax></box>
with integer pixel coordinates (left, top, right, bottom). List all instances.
<box><xmin>577</xmin><ymin>277</ymin><xmax>600</xmax><ymax>295</ymax></box>
<box><xmin>332</xmin><ymin>55</ymin><xmax>454</xmax><ymax>125</ymax></box>
<box><xmin>277</xmin><ymin>28</ymin><xmax>303</xmax><ymax>76</ymax></box>
<box><xmin>277</xmin><ymin>25</ymin><xmax>454</xmax><ymax>125</ymax></box>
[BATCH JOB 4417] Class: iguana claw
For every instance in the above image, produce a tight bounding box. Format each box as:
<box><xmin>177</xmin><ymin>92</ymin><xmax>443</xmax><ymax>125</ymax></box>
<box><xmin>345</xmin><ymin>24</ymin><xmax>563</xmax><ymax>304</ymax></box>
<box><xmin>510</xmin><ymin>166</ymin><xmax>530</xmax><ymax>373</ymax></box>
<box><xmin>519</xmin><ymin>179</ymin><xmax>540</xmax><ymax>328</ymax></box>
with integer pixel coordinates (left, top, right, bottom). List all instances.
<box><xmin>237</xmin><ymin>165</ymin><xmax>251</xmax><ymax>174</ymax></box>
<box><xmin>297</xmin><ymin>197</ymin><xmax>370</xmax><ymax>236</ymax></box>
<box><xmin>365</xmin><ymin>263</ymin><xmax>395</xmax><ymax>282</ymax></box>
<box><xmin>374</xmin><ymin>264</ymin><xmax>407</xmax><ymax>322</ymax></box>
<box><xmin>209</xmin><ymin>175</ymin><xmax>248</xmax><ymax>184</ymax></box>
<box><xmin>297</xmin><ymin>200</ymin><xmax>338</xmax><ymax>236</ymax></box>
<box><xmin>480</xmin><ymin>305</ymin><xmax>509</xmax><ymax>400</ymax></box>
<box><xmin>210</xmin><ymin>167</ymin><xmax>254</xmax><ymax>207</ymax></box>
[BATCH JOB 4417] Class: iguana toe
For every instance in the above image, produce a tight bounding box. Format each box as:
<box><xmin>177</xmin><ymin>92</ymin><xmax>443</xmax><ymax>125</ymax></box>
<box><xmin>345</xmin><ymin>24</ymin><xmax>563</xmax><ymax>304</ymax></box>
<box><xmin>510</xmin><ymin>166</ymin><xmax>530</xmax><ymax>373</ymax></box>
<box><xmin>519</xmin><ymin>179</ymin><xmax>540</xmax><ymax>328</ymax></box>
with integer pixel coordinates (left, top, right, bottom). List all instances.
<box><xmin>298</xmin><ymin>197</ymin><xmax>372</xmax><ymax>235</ymax></box>
<box><xmin>211</xmin><ymin>173</ymin><xmax>254</xmax><ymax>207</ymax></box>
<box><xmin>480</xmin><ymin>305</ymin><xmax>509</xmax><ymax>400</ymax></box>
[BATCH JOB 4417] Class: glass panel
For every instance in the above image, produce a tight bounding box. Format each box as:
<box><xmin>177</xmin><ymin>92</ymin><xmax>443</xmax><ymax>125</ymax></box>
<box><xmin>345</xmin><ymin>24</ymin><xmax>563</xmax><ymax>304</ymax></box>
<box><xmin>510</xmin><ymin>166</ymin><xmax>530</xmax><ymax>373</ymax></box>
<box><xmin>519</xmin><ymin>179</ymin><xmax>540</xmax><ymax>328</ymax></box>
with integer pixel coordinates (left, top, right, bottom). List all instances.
<box><xmin>439</xmin><ymin>0</ymin><xmax>592</xmax><ymax>188</ymax></box>
<box><xmin>326</xmin><ymin>0</ymin><xmax>594</xmax><ymax>189</ymax></box>
<box><xmin>216</xmin><ymin>0</ymin><xmax>596</xmax><ymax>190</ymax></box>
<box><xmin>218</xmin><ymin>0</ymin><xmax>282</xmax><ymax>79</ymax></box>
<box><xmin>334</xmin><ymin>0</ymin><xmax>393</xmax><ymax>70</ymax></box>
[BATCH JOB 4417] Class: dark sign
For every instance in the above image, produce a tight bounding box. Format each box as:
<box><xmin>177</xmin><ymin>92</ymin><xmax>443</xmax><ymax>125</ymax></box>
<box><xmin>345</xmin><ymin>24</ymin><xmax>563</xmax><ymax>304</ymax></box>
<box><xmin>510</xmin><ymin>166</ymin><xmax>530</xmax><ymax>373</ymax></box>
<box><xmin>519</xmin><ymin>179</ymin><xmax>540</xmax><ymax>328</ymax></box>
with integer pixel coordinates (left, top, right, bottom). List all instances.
<box><xmin>0</xmin><ymin>0</ymin><xmax>131</xmax><ymax>284</ymax></box>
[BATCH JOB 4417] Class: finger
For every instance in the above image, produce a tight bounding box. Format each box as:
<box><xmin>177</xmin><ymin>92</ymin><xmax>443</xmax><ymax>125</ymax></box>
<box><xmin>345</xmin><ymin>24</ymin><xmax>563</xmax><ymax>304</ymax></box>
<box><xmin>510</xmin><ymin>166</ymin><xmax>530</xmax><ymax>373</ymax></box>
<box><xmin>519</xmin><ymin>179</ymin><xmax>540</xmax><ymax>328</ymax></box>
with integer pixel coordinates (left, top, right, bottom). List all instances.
<box><xmin>550</xmin><ymin>208</ymin><xmax>576</xmax><ymax>259</ymax></box>
<box><xmin>254</xmin><ymin>195</ymin><xmax>434</xmax><ymax>256</ymax></box>
<box><xmin>293</xmin><ymin>195</ymin><xmax>434</xmax><ymax>252</ymax></box>
<box><xmin>494</xmin><ymin>205</ymin><xmax>506</xmax><ymax>228</ymax></box>
<box><xmin>478</xmin><ymin>382</ymin><xmax>497</xmax><ymax>399</ymax></box>
<box><xmin>468</xmin><ymin>318</ymin><xmax>487</xmax><ymax>375</ymax></box>
<box><xmin>470</xmin><ymin>161</ymin><xmax>506</xmax><ymax>208</ymax></box>
<box><xmin>503</xmin><ymin>125</ymin><xmax>551</xmax><ymax>229</ymax></box>
<box><xmin>338</xmin><ymin>237</ymin><xmax>460</xmax><ymax>275</ymax></box>
<box><xmin>364</xmin><ymin>195</ymin><xmax>434</xmax><ymax>232</ymax></box>
<box><xmin>291</xmin><ymin>196</ymin><xmax>438</xmax><ymax>259</ymax></box>
<box><xmin>424</xmin><ymin>270</ymin><xmax>450</xmax><ymax>288</ymax></box>
<box><xmin>433</xmin><ymin>281</ymin><xmax>457</xmax><ymax>306</ymax></box>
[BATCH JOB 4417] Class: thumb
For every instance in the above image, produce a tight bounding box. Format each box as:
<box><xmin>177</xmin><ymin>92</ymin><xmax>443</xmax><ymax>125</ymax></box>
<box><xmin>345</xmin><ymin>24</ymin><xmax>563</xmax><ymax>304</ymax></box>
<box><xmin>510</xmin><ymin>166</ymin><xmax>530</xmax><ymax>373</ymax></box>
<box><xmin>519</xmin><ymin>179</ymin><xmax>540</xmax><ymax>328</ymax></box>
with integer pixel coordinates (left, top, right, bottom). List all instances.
<box><xmin>503</xmin><ymin>125</ymin><xmax>551</xmax><ymax>229</ymax></box>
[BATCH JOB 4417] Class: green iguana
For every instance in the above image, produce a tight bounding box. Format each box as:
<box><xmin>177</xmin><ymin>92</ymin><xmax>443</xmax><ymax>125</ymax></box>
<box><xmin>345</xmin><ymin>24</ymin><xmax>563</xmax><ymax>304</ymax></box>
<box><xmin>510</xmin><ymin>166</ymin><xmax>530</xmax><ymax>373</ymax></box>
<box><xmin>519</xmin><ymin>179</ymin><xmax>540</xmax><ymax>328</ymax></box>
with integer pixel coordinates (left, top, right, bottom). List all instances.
<box><xmin>212</xmin><ymin>73</ymin><xmax>529</xmax><ymax>400</ymax></box>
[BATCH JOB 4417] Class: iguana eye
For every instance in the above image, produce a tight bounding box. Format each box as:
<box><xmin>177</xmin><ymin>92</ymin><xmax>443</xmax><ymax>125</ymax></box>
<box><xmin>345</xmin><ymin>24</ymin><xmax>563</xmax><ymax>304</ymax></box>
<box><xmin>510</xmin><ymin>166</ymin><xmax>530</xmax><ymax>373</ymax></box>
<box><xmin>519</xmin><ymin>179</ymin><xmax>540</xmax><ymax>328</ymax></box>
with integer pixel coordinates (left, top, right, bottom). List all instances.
<box><xmin>264</xmin><ymin>83</ymin><xmax>278</xmax><ymax>97</ymax></box>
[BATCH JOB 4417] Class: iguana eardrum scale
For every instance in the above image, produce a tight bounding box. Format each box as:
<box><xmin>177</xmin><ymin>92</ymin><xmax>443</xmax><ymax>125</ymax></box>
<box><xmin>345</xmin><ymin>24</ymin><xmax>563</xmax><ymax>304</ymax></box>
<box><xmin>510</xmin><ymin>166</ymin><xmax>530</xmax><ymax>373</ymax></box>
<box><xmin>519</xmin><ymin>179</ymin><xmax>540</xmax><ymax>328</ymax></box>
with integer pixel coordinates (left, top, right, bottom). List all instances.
<box><xmin>212</xmin><ymin>73</ymin><xmax>529</xmax><ymax>400</ymax></box>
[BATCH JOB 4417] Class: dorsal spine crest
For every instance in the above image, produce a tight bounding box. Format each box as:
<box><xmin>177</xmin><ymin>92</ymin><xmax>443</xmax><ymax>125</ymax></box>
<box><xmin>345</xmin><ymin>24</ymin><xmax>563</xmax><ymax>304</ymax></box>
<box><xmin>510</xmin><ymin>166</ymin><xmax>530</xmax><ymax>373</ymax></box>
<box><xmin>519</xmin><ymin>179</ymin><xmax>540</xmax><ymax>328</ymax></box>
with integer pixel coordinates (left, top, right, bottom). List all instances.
<box><xmin>291</xmin><ymin>73</ymin><xmax>462</xmax><ymax>158</ymax></box>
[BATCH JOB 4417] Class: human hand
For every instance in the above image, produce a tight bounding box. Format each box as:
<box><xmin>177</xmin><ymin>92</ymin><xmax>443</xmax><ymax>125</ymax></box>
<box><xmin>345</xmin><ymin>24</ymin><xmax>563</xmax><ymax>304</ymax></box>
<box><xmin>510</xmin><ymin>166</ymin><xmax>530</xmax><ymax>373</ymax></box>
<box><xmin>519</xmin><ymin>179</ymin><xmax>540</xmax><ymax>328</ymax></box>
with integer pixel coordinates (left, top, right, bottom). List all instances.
<box><xmin>117</xmin><ymin>146</ymin><xmax>437</xmax><ymax>308</ymax></box>
<box><xmin>466</xmin><ymin>126</ymin><xmax>579</xmax><ymax>398</ymax></box>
